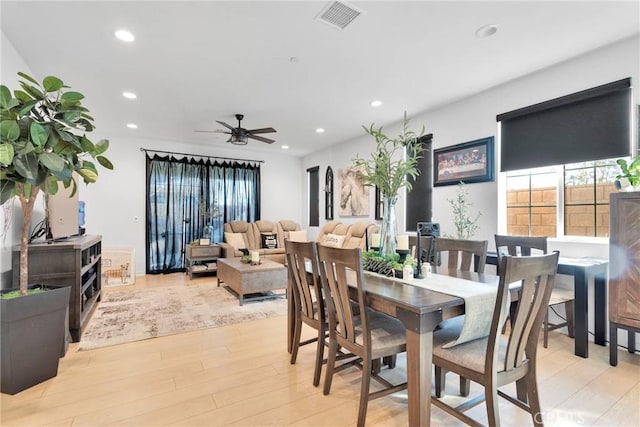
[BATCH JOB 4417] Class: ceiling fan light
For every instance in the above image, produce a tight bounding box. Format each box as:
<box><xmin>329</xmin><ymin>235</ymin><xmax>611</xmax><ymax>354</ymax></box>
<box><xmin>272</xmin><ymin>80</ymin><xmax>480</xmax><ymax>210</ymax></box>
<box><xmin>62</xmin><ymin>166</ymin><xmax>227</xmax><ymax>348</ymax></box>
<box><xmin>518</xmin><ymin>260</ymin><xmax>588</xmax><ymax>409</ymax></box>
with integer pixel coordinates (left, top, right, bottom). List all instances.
<box><xmin>229</xmin><ymin>134</ymin><xmax>249</xmax><ymax>145</ymax></box>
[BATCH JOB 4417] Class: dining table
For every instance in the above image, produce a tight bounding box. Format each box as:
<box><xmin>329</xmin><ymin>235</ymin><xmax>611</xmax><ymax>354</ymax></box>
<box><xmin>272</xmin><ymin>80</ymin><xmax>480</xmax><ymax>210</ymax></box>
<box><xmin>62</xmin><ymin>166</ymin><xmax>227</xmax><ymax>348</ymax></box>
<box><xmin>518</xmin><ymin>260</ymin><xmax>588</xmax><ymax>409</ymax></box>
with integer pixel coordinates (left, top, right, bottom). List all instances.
<box><xmin>287</xmin><ymin>266</ymin><xmax>501</xmax><ymax>427</ymax></box>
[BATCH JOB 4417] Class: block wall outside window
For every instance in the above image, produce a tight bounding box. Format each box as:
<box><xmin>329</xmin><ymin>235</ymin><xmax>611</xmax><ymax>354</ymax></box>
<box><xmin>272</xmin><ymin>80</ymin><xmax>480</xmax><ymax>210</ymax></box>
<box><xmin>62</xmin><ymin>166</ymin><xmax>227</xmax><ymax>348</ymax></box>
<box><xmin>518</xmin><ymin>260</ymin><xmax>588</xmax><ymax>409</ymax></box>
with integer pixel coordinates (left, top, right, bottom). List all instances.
<box><xmin>506</xmin><ymin>183</ymin><xmax>616</xmax><ymax>237</ymax></box>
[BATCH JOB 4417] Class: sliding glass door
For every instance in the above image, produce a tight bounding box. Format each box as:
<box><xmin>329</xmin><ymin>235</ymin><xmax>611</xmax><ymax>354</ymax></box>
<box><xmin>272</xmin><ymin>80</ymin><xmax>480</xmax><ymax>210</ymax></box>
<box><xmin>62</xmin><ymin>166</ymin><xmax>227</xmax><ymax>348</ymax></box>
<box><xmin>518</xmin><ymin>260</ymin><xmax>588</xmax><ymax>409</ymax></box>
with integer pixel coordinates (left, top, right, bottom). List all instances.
<box><xmin>146</xmin><ymin>154</ymin><xmax>260</xmax><ymax>273</ymax></box>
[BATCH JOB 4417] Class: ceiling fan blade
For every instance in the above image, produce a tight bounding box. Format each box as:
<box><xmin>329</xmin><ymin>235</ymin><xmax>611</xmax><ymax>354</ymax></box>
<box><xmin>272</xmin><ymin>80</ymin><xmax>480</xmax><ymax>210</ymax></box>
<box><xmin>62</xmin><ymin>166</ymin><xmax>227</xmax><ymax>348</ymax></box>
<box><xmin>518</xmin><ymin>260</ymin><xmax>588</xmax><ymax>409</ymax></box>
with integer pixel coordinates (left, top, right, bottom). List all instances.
<box><xmin>215</xmin><ymin>120</ymin><xmax>235</xmax><ymax>131</ymax></box>
<box><xmin>194</xmin><ymin>129</ymin><xmax>231</xmax><ymax>134</ymax></box>
<box><xmin>247</xmin><ymin>127</ymin><xmax>276</xmax><ymax>134</ymax></box>
<box><xmin>248</xmin><ymin>134</ymin><xmax>275</xmax><ymax>144</ymax></box>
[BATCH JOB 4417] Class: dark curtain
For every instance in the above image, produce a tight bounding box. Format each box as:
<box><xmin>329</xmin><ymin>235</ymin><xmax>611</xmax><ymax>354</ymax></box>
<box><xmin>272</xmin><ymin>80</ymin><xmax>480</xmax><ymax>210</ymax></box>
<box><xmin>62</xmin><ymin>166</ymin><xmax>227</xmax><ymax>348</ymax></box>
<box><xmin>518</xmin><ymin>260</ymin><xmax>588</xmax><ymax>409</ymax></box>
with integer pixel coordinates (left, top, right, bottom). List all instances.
<box><xmin>146</xmin><ymin>154</ymin><xmax>260</xmax><ymax>274</ymax></box>
<box><xmin>405</xmin><ymin>134</ymin><xmax>433</xmax><ymax>232</ymax></box>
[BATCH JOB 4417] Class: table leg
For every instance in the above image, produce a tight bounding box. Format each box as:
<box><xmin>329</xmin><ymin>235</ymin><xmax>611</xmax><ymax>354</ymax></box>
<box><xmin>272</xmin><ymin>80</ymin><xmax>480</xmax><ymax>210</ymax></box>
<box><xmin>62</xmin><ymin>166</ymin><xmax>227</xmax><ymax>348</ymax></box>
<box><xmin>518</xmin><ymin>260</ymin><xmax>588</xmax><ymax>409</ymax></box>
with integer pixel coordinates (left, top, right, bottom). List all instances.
<box><xmin>594</xmin><ymin>270</ymin><xmax>607</xmax><ymax>346</ymax></box>
<box><xmin>574</xmin><ymin>269</ymin><xmax>588</xmax><ymax>358</ymax></box>
<box><xmin>609</xmin><ymin>322</ymin><xmax>618</xmax><ymax>366</ymax></box>
<box><xmin>397</xmin><ymin>309</ymin><xmax>442</xmax><ymax>427</ymax></box>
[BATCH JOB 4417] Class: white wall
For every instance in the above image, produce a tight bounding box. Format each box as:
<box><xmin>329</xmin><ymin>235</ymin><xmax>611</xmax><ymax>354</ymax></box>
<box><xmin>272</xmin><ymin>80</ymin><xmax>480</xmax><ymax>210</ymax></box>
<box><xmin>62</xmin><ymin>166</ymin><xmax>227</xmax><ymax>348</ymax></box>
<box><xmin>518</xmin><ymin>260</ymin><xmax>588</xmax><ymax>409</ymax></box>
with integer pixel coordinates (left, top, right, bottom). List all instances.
<box><xmin>1</xmin><ymin>31</ymin><xmax>304</xmax><ymax>280</ymax></box>
<box><xmin>0</xmin><ymin>32</ymin><xmax>41</xmax><ymax>285</ymax></box>
<box><xmin>303</xmin><ymin>35</ymin><xmax>640</xmax><ymax>258</ymax></box>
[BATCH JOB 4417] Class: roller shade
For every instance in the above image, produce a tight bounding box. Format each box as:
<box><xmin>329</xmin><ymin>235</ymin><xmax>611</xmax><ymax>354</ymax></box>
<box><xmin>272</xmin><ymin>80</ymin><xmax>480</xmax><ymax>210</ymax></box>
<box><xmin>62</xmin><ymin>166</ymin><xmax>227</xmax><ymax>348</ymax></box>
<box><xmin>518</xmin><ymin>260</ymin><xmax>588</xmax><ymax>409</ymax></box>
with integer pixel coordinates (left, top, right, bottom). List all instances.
<box><xmin>405</xmin><ymin>134</ymin><xmax>433</xmax><ymax>232</ymax></box>
<box><xmin>497</xmin><ymin>78</ymin><xmax>631</xmax><ymax>172</ymax></box>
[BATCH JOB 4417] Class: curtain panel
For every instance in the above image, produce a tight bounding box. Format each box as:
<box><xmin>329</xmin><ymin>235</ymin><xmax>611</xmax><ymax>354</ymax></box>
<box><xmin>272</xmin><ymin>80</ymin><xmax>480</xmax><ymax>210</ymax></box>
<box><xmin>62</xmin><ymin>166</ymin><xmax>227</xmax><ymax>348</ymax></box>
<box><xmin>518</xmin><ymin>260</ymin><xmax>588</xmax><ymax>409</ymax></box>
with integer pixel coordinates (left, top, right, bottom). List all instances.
<box><xmin>145</xmin><ymin>154</ymin><xmax>260</xmax><ymax>274</ymax></box>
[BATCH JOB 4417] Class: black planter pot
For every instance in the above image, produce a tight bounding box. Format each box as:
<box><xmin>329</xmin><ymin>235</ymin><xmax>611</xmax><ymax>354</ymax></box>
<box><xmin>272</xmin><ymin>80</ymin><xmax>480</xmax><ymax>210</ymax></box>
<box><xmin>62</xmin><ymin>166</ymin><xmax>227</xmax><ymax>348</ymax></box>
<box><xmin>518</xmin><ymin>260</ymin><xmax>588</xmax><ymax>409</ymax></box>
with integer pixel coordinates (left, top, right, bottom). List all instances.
<box><xmin>1</xmin><ymin>285</ymin><xmax>71</xmax><ymax>395</ymax></box>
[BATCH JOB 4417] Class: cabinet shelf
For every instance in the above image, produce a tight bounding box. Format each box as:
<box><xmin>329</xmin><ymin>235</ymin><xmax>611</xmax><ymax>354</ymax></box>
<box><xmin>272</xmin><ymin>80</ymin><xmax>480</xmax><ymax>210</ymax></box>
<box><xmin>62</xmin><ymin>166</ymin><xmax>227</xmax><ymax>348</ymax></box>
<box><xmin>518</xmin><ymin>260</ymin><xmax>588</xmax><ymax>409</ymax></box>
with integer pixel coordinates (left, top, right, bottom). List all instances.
<box><xmin>81</xmin><ymin>272</ymin><xmax>97</xmax><ymax>294</ymax></box>
<box><xmin>12</xmin><ymin>235</ymin><xmax>102</xmax><ymax>342</ymax></box>
<box><xmin>81</xmin><ymin>254</ymin><xmax>101</xmax><ymax>276</ymax></box>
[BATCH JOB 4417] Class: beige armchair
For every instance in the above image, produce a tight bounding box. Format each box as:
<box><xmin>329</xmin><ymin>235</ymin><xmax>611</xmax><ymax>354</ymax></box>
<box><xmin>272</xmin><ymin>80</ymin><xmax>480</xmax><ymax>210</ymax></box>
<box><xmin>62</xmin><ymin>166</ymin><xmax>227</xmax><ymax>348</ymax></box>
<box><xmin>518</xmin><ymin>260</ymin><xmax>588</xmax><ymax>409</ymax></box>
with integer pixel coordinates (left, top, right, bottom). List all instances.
<box><xmin>220</xmin><ymin>221</ymin><xmax>256</xmax><ymax>258</ymax></box>
<box><xmin>343</xmin><ymin>222</ymin><xmax>377</xmax><ymax>250</ymax></box>
<box><xmin>316</xmin><ymin>221</ymin><xmax>376</xmax><ymax>250</ymax></box>
<box><xmin>276</xmin><ymin>220</ymin><xmax>302</xmax><ymax>247</ymax></box>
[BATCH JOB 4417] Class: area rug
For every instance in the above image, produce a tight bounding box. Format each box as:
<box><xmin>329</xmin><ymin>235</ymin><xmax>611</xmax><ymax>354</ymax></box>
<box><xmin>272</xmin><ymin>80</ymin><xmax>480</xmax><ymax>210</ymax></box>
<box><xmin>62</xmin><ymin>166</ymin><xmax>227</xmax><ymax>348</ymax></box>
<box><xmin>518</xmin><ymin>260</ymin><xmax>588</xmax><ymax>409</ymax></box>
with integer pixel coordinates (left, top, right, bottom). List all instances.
<box><xmin>78</xmin><ymin>283</ymin><xmax>287</xmax><ymax>351</ymax></box>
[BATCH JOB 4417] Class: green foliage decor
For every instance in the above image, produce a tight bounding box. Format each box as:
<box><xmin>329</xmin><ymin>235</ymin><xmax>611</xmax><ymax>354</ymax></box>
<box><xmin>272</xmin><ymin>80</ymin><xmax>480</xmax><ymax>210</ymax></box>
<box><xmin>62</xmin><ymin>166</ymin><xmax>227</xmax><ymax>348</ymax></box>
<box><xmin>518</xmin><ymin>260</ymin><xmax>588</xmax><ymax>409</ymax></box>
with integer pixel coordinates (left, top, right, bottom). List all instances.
<box><xmin>446</xmin><ymin>182</ymin><xmax>481</xmax><ymax>240</ymax></box>
<box><xmin>352</xmin><ymin>112</ymin><xmax>425</xmax><ymax>199</ymax></box>
<box><xmin>362</xmin><ymin>250</ymin><xmax>416</xmax><ymax>277</ymax></box>
<box><xmin>0</xmin><ymin>72</ymin><xmax>113</xmax><ymax>296</ymax></box>
<box><xmin>616</xmin><ymin>155</ymin><xmax>640</xmax><ymax>189</ymax></box>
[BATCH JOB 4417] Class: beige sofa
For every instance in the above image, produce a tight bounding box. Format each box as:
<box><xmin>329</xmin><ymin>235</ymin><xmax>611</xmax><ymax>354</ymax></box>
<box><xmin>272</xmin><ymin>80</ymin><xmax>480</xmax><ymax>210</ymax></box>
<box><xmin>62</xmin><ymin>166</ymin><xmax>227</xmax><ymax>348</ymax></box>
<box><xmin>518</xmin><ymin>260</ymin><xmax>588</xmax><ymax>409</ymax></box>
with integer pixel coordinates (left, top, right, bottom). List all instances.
<box><xmin>220</xmin><ymin>219</ymin><xmax>302</xmax><ymax>264</ymax></box>
<box><xmin>316</xmin><ymin>220</ymin><xmax>378</xmax><ymax>250</ymax></box>
<box><xmin>221</xmin><ymin>219</ymin><xmax>376</xmax><ymax>264</ymax></box>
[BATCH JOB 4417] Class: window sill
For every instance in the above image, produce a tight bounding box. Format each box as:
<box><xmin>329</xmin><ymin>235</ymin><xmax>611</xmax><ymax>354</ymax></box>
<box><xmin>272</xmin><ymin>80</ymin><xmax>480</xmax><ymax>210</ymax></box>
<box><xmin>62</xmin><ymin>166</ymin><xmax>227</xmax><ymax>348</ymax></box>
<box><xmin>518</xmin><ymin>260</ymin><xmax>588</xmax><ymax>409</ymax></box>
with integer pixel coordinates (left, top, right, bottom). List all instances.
<box><xmin>548</xmin><ymin>236</ymin><xmax>609</xmax><ymax>259</ymax></box>
<box><xmin>548</xmin><ymin>236</ymin><xmax>609</xmax><ymax>245</ymax></box>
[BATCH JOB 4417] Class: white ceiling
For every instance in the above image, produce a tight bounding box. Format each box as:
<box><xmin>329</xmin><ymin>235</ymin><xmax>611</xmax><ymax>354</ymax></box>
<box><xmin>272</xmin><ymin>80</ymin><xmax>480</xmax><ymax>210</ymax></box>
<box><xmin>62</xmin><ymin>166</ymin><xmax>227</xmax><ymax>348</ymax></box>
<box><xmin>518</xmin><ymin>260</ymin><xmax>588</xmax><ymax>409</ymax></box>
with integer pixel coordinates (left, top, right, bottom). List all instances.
<box><xmin>2</xmin><ymin>1</ymin><xmax>639</xmax><ymax>157</ymax></box>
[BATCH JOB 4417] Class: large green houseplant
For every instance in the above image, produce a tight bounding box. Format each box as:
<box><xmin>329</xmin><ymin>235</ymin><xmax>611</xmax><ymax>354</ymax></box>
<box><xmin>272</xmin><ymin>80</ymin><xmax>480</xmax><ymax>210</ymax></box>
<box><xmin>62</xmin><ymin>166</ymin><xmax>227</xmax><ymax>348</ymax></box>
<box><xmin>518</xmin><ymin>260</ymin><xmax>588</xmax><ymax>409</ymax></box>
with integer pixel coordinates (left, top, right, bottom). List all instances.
<box><xmin>0</xmin><ymin>72</ymin><xmax>112</xmax><ymax>394</ymax></box>
<box><xmin>353</xmin><ymin>112</ymin><xmax>425</xmax><ymax>256</ymax></box>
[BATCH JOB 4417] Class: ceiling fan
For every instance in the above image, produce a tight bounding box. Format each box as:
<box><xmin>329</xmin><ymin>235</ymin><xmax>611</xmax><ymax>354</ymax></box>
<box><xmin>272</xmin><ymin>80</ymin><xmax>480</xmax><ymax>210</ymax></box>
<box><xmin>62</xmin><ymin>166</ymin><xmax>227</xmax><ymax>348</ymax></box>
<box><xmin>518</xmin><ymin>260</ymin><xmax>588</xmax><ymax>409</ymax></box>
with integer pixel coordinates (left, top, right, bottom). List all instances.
<box><xmin>195</xmin><ymin>114</ymin><xmax>276</xmax><ymax>145</ymax></box>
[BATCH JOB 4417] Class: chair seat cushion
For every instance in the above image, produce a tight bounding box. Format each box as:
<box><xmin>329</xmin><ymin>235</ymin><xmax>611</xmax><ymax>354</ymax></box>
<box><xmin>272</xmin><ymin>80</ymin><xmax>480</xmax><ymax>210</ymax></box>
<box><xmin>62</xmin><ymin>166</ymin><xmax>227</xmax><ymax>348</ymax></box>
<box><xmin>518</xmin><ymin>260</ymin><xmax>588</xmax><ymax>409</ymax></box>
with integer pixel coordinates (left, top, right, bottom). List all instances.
<box><xmin>352</xmin><ymin>309</ymin><xmax>407</xmax><ymax>350</ymax></box>
<box><xmin>433</xmin><ymin>316</ymin><xmax>508</xmax><ymax>375</ymax></box>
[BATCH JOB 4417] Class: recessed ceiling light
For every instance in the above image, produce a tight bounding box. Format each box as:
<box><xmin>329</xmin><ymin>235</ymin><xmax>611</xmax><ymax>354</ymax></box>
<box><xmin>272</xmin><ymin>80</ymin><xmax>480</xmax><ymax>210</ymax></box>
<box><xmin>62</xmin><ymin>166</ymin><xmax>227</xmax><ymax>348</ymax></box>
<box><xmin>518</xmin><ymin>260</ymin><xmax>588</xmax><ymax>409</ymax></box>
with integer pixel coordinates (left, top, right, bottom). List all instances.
<box><xmin>475</xmin><ymin>24</ymin><xmax>498</xmax><ymax>38</ymax></box>
<box><xmin>122</xmin><ymin>91</ymin><xmax>137</xmax><ymax>99</ymax></box>
<box><xmin>281</xmin><ymin>145</ymin><xmax>289</xmax><ymax>149</ymax></box>
<box><xmin>316</xmin><ymin>128</ymin><xmax>325</xmax><ymax>133</ymax></box>
<box><xmin>126</xmin><ymin>123</ymin><xmax>138</xmax><ymax>129</ymax></box>
<box><xmin>370</xmin><ymin>100</ymin><xmax>382</xmax><ymax>107</ymax></box>
<box><xmin>115</xmin><ymin>29</ymin><xmax>135</xmax><ymax>42</ymax></box>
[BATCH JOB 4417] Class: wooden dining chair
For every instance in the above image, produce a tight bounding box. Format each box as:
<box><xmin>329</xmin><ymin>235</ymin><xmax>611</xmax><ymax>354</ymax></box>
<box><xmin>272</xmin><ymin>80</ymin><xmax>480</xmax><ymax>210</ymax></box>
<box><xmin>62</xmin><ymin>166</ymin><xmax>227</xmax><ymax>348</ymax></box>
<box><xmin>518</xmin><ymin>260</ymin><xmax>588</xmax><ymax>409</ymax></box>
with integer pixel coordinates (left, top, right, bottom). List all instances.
<box><xmin>434</xmin><ymin>237</ymin><xmax>489</xmax><ymax>273</ymax></box>
<box><xmin>433</xmin><ymin>237</ymin><xmax>489</xmax><ymax>398</ymax></box>
<box><xmin>494</xmin><ymin>235</ymin><xmax>575</xmax><ymax>348</ymax></box>
<box><xmin>317</xmin><ymin>245</ymin><xmax>407</xmax><ymax>427</ymax></box>
<box><xmin>284</xmin><ymin>239</ymin><xmax>327</xmax><ymax>386</ymax></box>
<box><xmin>431</xmin><ymin>252</ymin><xmax>560</xmax><ymax>426</ymax></box>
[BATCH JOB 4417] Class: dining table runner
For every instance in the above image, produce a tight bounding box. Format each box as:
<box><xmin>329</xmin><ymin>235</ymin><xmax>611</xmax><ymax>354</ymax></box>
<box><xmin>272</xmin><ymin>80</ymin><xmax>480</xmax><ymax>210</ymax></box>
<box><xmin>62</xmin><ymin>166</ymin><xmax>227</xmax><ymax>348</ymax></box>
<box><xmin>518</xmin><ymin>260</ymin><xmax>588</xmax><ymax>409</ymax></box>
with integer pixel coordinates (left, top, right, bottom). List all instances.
<box><xmin>373</xmin><ymin>272</ymin><xmax>504</xmax><ymax>347</ymax></box>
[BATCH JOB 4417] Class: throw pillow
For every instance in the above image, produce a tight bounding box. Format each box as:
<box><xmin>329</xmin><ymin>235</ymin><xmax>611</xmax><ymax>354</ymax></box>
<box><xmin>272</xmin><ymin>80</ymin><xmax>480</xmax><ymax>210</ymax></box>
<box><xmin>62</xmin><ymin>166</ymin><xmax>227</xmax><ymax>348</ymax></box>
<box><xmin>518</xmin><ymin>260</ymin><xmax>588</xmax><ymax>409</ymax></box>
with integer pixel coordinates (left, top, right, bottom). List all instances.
<box><xmin>288</xmin><ymin>229</ymin><xmax>308</xmax><ymax>242</ymax></box>
<box><xmin>261</xmin><ymin>233</ymin><xmax>278</xmax><ymax>249</ymax></box>
<box><xmin>224</xmin><ymin>232</ymin><xmax>246</xmax><ymax>251</ymax></box>
<box><xmin>322</xmin><ymin>233</ymin><xmax>345</xmax><ymax>248</ymax></box>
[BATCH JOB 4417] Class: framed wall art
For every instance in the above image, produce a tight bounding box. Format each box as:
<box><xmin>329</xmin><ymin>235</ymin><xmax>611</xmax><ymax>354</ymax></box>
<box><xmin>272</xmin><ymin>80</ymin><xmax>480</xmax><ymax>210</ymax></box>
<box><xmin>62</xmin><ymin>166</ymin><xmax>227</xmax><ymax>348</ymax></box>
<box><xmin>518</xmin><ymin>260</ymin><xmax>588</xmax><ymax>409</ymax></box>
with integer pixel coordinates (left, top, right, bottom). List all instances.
<box><xmin>433</xmin><ymin>136</ymin><xmax>494</xmax><ymax>186</ymax></box>
<box><xmin>338</xmin><ymin>166</ymin><xmax>369</xmax><ymax>216</ymax></box>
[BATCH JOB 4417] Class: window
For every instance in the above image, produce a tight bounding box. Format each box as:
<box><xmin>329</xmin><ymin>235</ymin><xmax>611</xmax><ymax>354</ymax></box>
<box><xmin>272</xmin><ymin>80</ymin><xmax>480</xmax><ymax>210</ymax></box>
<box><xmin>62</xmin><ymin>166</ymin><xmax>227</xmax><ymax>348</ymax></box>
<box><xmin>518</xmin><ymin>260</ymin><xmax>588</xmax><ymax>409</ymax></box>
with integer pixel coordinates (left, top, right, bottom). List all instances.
<box><xmin>506</xmin><ymin>167</ymin><xmax>557</xmax><ymax>237</ymax></box>
<box><xmin>564</xmin><ymin>159</ymin><xmax>619</xmax><ymax>237</ymax></box>
<box><xmin>505</xmin><ymin>158</ymin><xmax>623</xmax><ymax>237</ymax></box>
<box><xmin>307</xmin><ymin>166</ymin><xmax>319</xmax><ymax>227</ymax></box>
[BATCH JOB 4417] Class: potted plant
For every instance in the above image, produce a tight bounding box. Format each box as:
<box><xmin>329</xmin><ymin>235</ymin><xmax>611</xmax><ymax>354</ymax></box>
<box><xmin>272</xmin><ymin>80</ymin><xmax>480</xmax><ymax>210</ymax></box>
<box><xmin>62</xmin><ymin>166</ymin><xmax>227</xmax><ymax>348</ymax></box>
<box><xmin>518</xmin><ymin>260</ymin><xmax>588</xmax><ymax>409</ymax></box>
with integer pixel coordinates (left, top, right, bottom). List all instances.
<box><xmin>615</xmin><ymin>155</ymin><xmax>640</xmax><ymax>191</ymax></box>
<box><xmin>353</xmin><ymin>112</ymin><xmax>425</xmax><ymax>256</ymax></box>
<box><xmin>445</xmin><ymin>182</ymin><xmax>481</xmax><ymax>239</ymax></box>
<box><xmin>0</xmin><ymin>72</ymin><xmax>113</xmax><ymax>394</ymax></box>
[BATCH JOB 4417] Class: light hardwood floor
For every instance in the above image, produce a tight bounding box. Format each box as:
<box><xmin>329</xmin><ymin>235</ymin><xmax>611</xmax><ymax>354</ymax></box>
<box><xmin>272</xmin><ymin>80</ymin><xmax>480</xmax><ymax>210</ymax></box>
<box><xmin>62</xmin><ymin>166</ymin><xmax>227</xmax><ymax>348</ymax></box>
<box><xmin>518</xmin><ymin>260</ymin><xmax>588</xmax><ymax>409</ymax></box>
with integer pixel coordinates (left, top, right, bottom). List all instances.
<box><xmin>1</xmin><ymin>273</ymin><xmax>638</xmax><ymax>427</ymax></box>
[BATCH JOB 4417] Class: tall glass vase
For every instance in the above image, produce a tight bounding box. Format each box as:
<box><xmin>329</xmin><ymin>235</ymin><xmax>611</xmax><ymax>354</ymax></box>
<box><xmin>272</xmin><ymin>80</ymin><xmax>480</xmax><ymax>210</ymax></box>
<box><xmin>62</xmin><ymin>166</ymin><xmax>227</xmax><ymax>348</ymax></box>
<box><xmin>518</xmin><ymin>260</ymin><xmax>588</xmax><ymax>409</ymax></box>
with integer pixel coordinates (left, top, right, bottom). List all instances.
<box><xmin>379</xmin><ymin>195</ymin><xmax>398</xmax><ymax>257</ymax></box>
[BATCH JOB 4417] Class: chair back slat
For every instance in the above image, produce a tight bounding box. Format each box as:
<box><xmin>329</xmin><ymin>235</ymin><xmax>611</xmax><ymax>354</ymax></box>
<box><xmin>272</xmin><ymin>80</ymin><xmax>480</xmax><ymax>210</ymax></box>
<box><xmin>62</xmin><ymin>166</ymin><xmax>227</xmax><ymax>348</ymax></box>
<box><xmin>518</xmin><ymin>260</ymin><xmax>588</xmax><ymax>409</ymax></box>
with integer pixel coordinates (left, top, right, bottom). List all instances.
<box><xmin>285</xmin><ymin>240</ymin><xmax>323</xmax><ymax>323</ymax></box>
<box><xmin>495</xmin><ymin>235</ymin><xmax>548</xmax><ymax>273</ymax></box>
<box><xmin>490</xmin><ymin>253</ymin><xmax>559</xmax><ymax>373</ymax></box>
<box><xmin>434</xmin><ymin>237</ymin><xmax>488</xmax><ymax>273</ymax></box>
<box><xmin>317</xmin><ymin>245</ymin><xmax>368</xmax><ymax>349</ymax></box>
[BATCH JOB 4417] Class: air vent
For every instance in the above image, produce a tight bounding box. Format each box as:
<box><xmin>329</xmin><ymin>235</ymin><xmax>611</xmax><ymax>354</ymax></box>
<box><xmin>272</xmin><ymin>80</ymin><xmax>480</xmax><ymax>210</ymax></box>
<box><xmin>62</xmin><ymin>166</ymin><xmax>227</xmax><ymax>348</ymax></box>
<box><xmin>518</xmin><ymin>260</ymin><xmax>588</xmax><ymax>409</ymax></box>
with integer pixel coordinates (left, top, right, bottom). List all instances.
<box><xmin>316</xmin><ymin>1</ymin><xmax>363</xmax><ymax>30</ymax></box>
